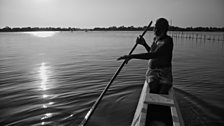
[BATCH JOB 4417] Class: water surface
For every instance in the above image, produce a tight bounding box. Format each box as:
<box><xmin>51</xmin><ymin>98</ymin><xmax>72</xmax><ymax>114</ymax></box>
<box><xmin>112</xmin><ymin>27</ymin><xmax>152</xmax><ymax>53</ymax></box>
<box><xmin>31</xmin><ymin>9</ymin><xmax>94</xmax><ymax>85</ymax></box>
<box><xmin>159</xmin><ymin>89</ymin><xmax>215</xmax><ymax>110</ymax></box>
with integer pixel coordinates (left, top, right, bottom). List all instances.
<box><xmin>0</xmin><ymin>31</ymin><xmax>223</xmax><ymax>126</ymax></box>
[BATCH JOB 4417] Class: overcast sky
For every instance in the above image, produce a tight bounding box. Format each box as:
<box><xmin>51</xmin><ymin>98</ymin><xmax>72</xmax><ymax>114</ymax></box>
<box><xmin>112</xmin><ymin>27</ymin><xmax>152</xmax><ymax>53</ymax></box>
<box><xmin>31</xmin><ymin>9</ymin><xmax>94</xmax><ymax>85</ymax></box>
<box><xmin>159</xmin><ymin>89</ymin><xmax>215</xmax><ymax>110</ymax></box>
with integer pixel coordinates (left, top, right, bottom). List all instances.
<box><xmin>0</xmin><ymin>0</ymin><xmax>223</xmax><ymax>28</ymax></box>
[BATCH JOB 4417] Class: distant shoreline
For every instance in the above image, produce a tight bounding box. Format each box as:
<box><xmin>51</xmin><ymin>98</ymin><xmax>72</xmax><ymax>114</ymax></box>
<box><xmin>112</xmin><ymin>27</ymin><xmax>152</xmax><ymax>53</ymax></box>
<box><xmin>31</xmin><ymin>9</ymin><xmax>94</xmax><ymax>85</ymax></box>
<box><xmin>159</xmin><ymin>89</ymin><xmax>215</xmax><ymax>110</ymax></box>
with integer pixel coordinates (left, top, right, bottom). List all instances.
<box><xmin>0</xmin><ymin>26</ymin><xmax>224</xmax><ymax>32</ymax></box>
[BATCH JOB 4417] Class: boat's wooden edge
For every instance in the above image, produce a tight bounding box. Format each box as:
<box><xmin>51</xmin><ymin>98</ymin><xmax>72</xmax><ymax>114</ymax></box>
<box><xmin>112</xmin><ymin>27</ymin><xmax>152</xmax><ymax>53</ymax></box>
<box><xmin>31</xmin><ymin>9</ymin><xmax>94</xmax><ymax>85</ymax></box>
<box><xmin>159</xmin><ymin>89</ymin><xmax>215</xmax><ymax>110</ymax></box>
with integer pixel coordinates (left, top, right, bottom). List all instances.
<box><xmin>131</xmin><ymin>81</ymin><xmax>148</xmax><ymax>126</ymax></box>
<box><xmin>131</xmin><ymin>81</ymin><xmax>185</xmax><ymax>126</ymax></box>
<box><xmin>172</xmin><ymin>89</ymin><xmax>185</xmax><ymax>126</ymax></box>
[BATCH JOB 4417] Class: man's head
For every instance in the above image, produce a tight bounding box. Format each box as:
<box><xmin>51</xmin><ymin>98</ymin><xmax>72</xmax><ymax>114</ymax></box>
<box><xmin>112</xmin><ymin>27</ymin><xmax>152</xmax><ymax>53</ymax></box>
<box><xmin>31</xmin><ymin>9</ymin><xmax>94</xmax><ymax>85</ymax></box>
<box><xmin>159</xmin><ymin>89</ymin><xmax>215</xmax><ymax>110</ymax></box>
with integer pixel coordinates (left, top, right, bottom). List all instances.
<box><xmin>154</xmin><ymin>18</ymin><xmax>169</xmax><ymax>36</ymax></box>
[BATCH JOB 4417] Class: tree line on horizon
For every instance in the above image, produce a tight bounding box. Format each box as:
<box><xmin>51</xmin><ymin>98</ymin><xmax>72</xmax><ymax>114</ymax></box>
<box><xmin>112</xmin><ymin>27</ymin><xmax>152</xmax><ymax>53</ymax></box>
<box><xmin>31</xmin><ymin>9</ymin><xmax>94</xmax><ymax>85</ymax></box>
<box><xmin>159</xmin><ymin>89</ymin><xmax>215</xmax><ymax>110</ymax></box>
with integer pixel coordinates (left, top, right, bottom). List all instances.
<box><xmin>0</xmin><ymin>26</ymin><xmax>223</xmax><ymax>32</ymax></box>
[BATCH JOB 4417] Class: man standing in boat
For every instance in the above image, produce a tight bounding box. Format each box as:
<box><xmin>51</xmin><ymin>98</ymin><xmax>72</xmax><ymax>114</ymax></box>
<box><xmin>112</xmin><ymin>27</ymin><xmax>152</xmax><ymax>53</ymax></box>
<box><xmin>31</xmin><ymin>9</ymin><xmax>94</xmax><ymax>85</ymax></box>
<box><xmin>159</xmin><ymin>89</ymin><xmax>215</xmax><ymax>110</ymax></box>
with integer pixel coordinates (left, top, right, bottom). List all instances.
<box><xmin>118</xmin><ymin>18</ymin><xmax>173</xmax><ymax>94</ymax></box>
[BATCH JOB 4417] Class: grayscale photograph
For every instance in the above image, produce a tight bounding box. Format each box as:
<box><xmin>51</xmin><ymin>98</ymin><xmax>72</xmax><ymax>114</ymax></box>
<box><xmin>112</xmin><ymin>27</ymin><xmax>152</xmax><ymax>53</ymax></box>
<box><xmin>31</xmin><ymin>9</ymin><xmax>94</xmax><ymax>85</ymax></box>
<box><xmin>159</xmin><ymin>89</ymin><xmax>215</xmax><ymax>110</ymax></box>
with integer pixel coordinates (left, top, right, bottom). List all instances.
<box><xmin>0</xmin><ymin>0</ymin><xmax>223</xmax><ymax>126</ymax></box>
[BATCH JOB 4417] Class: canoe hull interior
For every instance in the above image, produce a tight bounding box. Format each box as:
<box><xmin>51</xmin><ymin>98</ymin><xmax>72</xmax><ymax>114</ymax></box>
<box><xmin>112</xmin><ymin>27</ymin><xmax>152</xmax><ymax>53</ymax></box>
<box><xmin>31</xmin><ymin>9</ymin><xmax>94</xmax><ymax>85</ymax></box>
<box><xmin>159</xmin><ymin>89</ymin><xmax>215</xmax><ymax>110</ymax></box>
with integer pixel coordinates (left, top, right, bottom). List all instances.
<box><xmin>146</xmin><ymin>104</ymin><xmax>173</xmax><ymax>126</ymax></box>
<box><xmin>131</xmin><ymin>81</ymin><xmax>185</xmax><ymax>126</ymax></box>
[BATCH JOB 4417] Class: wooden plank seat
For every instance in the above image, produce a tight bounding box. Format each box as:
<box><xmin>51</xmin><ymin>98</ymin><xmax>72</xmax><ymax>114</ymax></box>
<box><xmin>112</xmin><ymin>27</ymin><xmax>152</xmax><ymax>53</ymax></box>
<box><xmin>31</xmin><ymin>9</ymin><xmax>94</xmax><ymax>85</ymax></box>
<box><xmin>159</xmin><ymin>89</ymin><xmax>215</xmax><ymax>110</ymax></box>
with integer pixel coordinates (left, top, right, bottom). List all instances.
<box><xmin>145</xmin><ymin>93</ymin><xmax>174</xmax><ymax>106</ymax></box>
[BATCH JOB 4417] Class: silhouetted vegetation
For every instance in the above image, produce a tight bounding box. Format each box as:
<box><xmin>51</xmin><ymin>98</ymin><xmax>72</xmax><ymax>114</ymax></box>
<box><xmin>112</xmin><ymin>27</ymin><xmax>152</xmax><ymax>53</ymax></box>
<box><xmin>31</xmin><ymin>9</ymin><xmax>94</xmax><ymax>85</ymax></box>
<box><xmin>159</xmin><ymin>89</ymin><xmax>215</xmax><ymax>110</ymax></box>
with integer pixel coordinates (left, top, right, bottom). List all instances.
<box><xmin>0</xmin><ymin>26</ymin><xmax>80</xmax><ymax>32</ymax></box>
<box><xmin>93</xmin><ymin>26</ymin><xmax>224</xmax><ymax>32</ymax></box>
<box><xmin>0</xmin><ymin>26</ymin><xmax>223</xmax><ymax>32</ymax></box>
<box><xmin>92</xmin><ymin>26</ymin><xmax>154</xmax><ymax>31</ymax></box>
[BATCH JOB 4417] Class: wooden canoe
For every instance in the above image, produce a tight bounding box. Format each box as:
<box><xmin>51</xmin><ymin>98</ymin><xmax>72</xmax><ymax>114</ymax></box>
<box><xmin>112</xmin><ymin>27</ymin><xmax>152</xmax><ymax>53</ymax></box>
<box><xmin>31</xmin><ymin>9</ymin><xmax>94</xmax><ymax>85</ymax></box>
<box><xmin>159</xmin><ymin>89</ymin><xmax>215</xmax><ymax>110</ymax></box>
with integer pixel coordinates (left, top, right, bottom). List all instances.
<box><xmin>131</xmin><ymin>81</ymin><xmax>185</xmax><ymax>126</ymax></box>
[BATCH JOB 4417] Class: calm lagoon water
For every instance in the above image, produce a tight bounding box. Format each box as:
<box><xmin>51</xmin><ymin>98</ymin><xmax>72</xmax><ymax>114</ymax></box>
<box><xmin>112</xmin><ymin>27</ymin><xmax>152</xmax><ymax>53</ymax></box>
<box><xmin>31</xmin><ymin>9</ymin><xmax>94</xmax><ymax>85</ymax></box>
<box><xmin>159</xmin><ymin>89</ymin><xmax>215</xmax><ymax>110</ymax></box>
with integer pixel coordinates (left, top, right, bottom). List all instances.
<box><xmin>0</xmin><ymin>31</ymin><xmax>224</xmax><ymax>126</ymax></box>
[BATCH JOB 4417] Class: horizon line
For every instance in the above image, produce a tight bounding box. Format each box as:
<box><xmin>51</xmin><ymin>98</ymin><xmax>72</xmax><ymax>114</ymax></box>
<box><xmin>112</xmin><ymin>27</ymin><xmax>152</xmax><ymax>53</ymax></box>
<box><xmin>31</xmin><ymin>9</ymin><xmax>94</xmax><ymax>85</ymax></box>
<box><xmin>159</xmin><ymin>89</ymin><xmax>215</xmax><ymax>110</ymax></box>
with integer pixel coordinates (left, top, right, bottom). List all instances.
<box><xmin>1</xmin><ymin>25</ymin><xmax>224</xmax><ymax>29</ymax></box>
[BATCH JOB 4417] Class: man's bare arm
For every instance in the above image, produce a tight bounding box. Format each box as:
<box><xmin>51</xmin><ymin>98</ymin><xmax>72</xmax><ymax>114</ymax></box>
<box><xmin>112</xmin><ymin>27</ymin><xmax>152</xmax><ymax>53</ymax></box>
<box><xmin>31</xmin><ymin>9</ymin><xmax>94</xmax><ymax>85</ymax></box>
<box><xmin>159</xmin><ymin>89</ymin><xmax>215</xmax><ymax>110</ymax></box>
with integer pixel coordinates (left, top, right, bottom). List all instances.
<box><xmin>136</xmin><ymin>37</ymin><xmax>151</xmax><ymax>52</ymax></box>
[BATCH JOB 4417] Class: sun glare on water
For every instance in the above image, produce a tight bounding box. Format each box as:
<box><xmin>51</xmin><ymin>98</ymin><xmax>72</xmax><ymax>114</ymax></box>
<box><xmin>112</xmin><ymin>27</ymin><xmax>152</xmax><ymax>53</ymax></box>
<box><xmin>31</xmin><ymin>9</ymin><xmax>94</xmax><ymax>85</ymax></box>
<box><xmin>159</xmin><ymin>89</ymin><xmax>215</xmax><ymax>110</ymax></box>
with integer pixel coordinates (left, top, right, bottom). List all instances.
<box><xmin>29</xmin><ymin>31</ymin><xmax>57</xmax><ymax>38</ymax></box>
<box><xmin>39</xmin><ymin>62</ymin><xmax>49</xmax><ymax>90</ymax></box>
<box><xmin>37</xmin><ymin>62</ymin><xmax>56</xmax><ymax>125</ymax></box>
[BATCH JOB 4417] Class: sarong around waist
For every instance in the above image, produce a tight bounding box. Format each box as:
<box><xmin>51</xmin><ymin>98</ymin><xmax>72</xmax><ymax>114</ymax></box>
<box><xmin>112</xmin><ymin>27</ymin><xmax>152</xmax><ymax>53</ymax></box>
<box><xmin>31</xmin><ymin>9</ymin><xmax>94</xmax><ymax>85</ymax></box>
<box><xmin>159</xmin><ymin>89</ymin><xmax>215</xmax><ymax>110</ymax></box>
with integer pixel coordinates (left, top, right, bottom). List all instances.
<box><xmin>146</xmin><ymin>67</ymin><xmax>173</xmax><ymax>85</ymax></box>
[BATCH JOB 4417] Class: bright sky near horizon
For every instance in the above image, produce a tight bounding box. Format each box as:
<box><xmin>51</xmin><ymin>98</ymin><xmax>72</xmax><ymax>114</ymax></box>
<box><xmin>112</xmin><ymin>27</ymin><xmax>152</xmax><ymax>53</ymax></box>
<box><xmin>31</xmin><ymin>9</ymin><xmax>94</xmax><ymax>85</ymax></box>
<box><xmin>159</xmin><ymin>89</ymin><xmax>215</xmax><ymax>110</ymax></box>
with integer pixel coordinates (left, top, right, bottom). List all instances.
<box><xmin>0</xmin><ymin>0</ymin><xmax>223</xmax><ymax>28</ymax></box>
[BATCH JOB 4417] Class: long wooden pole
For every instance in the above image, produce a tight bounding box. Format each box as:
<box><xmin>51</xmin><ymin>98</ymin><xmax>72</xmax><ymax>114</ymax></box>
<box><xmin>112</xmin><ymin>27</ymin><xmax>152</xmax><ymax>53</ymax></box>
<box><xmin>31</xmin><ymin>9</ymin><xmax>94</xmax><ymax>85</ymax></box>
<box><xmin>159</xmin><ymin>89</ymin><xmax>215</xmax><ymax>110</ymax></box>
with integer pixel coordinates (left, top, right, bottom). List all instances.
<box><xmin>79</xmin><ymin>21</ymin><xmax>153</xmax><ymax>126</ymax></box>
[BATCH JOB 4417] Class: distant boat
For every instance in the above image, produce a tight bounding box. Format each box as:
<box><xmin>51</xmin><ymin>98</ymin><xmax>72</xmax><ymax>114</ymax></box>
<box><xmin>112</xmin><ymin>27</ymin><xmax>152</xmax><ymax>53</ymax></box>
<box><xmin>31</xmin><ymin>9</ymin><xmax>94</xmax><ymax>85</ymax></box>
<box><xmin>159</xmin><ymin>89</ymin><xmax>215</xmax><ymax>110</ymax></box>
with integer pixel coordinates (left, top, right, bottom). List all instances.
<box><xmin>131</xmin><ymin>81</ymin><xmax>185</xmax><ymax>126</ymax></box>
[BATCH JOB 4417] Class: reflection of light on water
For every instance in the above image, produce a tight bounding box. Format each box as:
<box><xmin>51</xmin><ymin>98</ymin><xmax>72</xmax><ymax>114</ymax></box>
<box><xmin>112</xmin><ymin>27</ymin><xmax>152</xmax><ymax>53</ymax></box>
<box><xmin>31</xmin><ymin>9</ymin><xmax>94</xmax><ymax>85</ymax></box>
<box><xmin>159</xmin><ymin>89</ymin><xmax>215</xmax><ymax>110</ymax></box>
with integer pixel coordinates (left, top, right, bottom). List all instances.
<box><xmin>63</xmin><ymin>114</ymin><xmax>74</xmax><ymax>120</ymax></box>
<box><xmin>48</xmin><ymin>102</ymin><xmax>54</xmax><ymax>105</ymax></box>
<box><xmin>41</xmin><ymin>113</ymin><xmax>53</xmax><ymax>120</ymax></box>
<box><xmin>42</xmin><ymin>94</ymin><xmax>48</xmax><ymax>98</ymax></box>
<box><xmin>37</xmin><ymin>62</ymin><xmax>55</xmax><ymax>125</ymax></box>
<box><xmin>42</xmin><ymin>101</ymin><xmax>55</xmax><ymax>109</ymax></box>
<box><xmin>39</xmin><ymin>62</ymin><xmax>48</xmax><ymax>91</ymax></box>
<box><xmin>42</xmin><ymin>104</ymin><xmax>47</xmax><ymax>108</ymax></box>
<box><xmin>28</xmin><ymin>31</ymin><xmax>57</xmax><ymax>38</ymax></box>
<box><xmin>41</xmin><ymin>101</ymin><xmax>54</xmax><ymax>125</ymax></box>
<box><xmin>41</xmin><ymin>122</ymin><xmax>45</xmax><ymax>125</ymax></box>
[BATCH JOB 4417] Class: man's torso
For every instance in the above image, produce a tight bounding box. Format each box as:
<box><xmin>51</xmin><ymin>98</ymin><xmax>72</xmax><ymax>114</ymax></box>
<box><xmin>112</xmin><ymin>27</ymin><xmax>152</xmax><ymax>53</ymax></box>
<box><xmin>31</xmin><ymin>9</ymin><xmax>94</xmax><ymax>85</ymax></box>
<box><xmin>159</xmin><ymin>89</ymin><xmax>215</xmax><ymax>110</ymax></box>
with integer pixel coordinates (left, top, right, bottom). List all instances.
<box><xmin>148</xmin><ymin>35</ymin><xmax>173</xmax><ymax>69</ymax></box>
